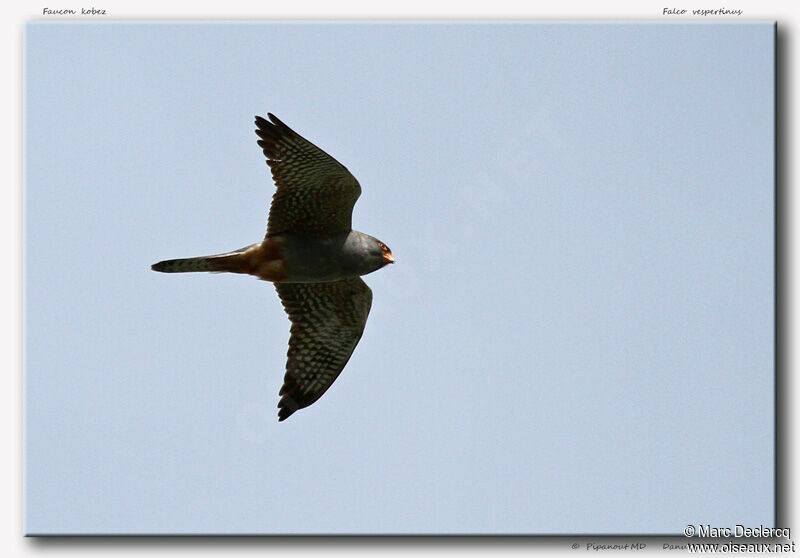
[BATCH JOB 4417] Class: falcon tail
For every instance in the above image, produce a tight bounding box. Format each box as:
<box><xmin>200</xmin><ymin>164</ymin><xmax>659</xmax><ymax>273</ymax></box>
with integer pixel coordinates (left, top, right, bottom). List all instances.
<box><xmin>151</xmin><ymin>244</ymin><xmax>259</xmax><ymax>274</ymax></box>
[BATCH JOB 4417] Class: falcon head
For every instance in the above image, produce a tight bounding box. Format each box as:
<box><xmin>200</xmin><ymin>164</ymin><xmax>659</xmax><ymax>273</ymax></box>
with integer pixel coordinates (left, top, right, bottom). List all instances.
<box><xmin>363</xmin><ymin>237</ymin><xmax>394</xmax><ymax>272</ymax></box>
<box><xmin>376</xmin><ymin>240</ymin><xmax>395</xmax><ymax>265</ymax></box>
<box><xmin>347</xmin><ymin>231</ymin><xmax>394</xmax><ymax>276</ymax></box>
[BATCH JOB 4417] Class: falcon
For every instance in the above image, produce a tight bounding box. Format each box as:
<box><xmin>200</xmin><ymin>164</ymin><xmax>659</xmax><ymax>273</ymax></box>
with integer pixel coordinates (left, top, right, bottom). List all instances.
<box><xmin>152</xmin><ymin>113</ymin><xmax>394</xmax><ymax>421</ymax></box>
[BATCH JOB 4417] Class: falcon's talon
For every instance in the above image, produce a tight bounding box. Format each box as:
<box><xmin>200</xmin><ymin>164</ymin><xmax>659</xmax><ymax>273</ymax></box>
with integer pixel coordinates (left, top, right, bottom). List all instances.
<box><xmin>152</xmin><ymin>113</ymin><xmax>394</xmax><ymax>422</ymax></box>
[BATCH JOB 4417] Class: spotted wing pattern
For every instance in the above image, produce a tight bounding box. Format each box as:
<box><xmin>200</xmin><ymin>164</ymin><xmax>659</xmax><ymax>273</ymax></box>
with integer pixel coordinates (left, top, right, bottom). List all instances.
<box><xmin>274</xmin><ymin>278</ymin><xmax>373</xmax><ymax>421</ymax></box>
<box><xmin>255</xmin><ymin>113</ymin><xmax>362</xmax><ymax>237</ymax></box>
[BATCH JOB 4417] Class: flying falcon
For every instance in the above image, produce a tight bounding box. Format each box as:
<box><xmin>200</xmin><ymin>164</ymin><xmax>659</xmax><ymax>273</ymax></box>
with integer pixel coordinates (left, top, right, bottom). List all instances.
<box><xmin>152</xmin><ymin>113</ymin><xmax>394</xmax><ymax>421</ymax></box>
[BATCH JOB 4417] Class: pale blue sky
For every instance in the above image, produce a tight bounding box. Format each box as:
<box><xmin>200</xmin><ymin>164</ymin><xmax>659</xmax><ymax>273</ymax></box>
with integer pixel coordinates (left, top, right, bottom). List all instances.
<box><xmin>24</xmin><ymin>21</ymin><xmax>774</xmax><ymax>534</ymax></box>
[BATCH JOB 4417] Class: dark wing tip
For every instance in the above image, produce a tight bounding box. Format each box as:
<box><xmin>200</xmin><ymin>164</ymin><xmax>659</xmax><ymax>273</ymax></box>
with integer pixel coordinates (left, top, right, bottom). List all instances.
<box><xmin>255</xmin><ymin>116</ymin><xmax>281</xmax><ymax>157</ymax></box>
<box><xmin>256</xmin><ymin>112</ymin><xmax>297</xmax><ymax>136</ymax></box>
<box><xmin>255</xmin><ymin>113</ymin><xmax>286</xmax><ymax>129</ymax></box>
<box><xmin>254</xmin><ymin>115</ymin><xmax>275</xmax><ymax>136</ymax></box>
<box><xmin>277</xmin><ymin>394</ymin><xmax>300</xmax><ymax>422</ymax></box>
<box><xmin>255</xmin><ymin>113</ymin><xmax>300</xmax><ymax>159</ymax></box>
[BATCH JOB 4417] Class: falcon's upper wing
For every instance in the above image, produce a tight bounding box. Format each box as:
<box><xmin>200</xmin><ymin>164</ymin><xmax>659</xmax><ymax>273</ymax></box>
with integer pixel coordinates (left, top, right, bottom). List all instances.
<box><xmin>274</xmin><ymin>278</ymin><xmax>373</xmax><ymax>421</ymax></box>
<box><xmin>255</xmin><ymin>113</ymin><xmax>362</xmax><ymax>237</ymax></box>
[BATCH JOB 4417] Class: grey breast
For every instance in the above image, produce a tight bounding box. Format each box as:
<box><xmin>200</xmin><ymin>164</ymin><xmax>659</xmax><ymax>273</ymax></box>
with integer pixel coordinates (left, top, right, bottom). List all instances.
<box><xmin>279</xmin><ymin>231</ymin><xmax>370</xmax><ymax>283</ymax></box>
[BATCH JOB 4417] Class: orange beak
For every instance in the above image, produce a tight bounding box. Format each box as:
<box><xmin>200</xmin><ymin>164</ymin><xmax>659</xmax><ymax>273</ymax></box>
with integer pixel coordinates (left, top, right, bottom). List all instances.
<box><xmin>383</xmin><ymin>252</ymin><xmax>395</xmax><ymax>264</ymax></box>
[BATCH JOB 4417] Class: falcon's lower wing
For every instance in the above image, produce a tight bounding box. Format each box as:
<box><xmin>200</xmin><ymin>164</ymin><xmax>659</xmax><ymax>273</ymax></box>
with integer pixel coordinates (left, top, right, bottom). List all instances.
<box><xmin>274</xmin><ymin>278</ymin><xmax>373</xmax><ymax>421</ymax></box>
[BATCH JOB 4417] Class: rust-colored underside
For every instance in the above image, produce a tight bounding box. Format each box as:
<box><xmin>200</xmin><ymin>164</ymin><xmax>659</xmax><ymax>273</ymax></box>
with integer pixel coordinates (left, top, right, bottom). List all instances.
<box><xmin>216</xmin><ymin>239</ymin><xmax>287</xmax><ymax>282</ymax></box>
